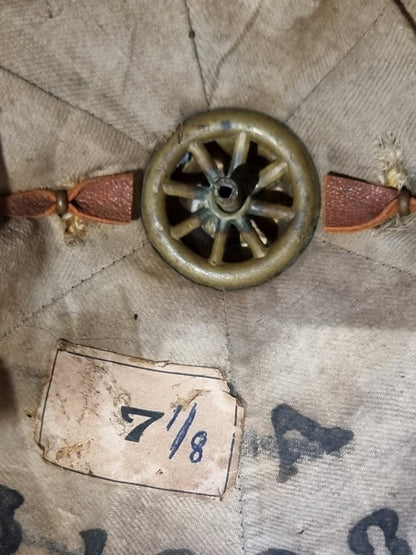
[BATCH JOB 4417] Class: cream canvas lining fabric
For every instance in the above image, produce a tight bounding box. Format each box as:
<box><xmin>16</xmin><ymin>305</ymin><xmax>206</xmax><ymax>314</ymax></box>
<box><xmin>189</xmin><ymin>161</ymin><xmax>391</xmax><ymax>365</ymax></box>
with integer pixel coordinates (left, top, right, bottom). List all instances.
<box><xmin>1</xmin><ymin>1</ymin><xmax>416</xmax><ymax>553</ymax></box>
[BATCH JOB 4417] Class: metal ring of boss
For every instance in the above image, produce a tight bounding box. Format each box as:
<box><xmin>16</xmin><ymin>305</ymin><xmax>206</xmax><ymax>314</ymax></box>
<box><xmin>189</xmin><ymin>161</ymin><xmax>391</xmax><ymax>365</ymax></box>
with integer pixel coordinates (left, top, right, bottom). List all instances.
<box><xmin>142</xmin><ymin>108</ymin><xmax>320</xmax><ymax>289</ymax></box>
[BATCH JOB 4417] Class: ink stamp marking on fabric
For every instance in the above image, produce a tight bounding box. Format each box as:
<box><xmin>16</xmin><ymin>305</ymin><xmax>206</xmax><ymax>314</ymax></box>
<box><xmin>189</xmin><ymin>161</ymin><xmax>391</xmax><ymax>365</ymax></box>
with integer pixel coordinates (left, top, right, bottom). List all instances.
<box><xmin>36</xmin><ymin>341</ymin><xmax>244</xmax><ymax>497</ymax></box>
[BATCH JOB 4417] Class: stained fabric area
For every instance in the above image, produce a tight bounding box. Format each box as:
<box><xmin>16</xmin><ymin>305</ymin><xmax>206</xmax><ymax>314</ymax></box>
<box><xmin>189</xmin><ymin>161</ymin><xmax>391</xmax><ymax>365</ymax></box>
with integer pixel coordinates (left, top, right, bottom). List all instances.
<box><xmin>1</xmin><ymin>1</ymin><xmax>416</xmax><ymax>554</ymax></box>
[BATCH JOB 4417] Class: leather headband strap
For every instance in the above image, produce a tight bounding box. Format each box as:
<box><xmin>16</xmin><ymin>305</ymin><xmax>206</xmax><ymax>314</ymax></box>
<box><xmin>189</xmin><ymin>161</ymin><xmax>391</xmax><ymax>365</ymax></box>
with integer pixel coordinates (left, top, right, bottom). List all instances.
<box><xmin>323</xmin><ymin>174</ymin><xmax>416</xmax><ymax>232</ymax></box>
<box><xmin>0</xmin><ymin>172</ymin><xmax>134</xmax><ymax>224</ymax></box>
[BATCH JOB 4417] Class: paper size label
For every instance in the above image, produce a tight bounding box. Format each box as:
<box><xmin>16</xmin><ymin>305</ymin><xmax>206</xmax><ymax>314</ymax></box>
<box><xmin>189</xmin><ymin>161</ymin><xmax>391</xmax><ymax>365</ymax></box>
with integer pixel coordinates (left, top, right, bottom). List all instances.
<box><xmin>36</xmin><ymin>341</ymin><xmax>243</xmax><ymax>497</ymax></box>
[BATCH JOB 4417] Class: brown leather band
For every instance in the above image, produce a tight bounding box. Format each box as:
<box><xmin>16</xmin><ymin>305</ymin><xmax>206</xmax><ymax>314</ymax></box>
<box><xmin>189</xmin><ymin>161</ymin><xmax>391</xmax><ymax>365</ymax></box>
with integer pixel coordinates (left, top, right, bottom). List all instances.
<box><xmin>0</xmin><ymin>172</ymin><xmax>134</xmax><ymax>224</ymax></box>
<box><xmin>67</xmin><ymin>173</ymin><xmax>134</xmax><ymax>224</ymax></box>
<box><xmin>323</xmin><ymin>174</ymin><xmax>416</xmax><ymax>232</ymax></box>
<box><xmin>0</xmin><ymin>189</ymin><xmax>57</xmax><ymax>218</ymax></box>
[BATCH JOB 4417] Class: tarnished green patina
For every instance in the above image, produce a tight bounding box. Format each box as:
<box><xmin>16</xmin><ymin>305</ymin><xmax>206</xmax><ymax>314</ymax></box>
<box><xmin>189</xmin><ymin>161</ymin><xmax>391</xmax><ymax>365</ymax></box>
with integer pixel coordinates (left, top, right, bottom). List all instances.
<box><xmin>142</xmin><ymin>108</ymin><xmax>320</xmax><ymax>289</ymax></box>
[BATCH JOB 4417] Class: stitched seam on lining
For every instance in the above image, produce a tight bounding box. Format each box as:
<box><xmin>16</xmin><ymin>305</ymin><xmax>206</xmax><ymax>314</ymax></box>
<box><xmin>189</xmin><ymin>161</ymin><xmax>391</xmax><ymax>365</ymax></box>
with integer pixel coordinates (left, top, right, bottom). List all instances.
<box><xmin>0</xmin><ymin>65</ymin><xmax>151</xmax><ymax>150</ymax></box>
<box><xmin>222</xmin><ymin>289</ymin><xmax>245</xmax><ymax>554</ymax></box>
<box><xmin>0</xmin><ymin>240</ymin><xmax>148</xmax><ymax>344</ymax></box>
<box><xmin>183</xmin><ymin>0</ymin><xmax>210</xmax><ymax>110</ymax></box>
<box><xmin>286</xmin><ymin>5</ymin><xmax>387</xmax><ymax>124</ymax></box>
<box><xmin>320</xmin><ymin>238</ymin><xmax>416</xmax><ymax>279</ymax></box>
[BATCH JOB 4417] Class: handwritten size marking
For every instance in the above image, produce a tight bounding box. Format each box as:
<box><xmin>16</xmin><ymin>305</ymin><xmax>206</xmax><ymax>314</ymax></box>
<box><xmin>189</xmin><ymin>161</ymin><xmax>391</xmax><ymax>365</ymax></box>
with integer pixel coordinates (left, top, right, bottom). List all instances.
<box><xmin>38</xmin><ymin>341</ymin><xmax>243</xmax><ymax>496</ymax></box>
<box><xmin>121</xmin><ymin>406</ymin><xmax>165</xmax><ymax>442</ymax></box>
<box><xmin>121</xmin><ymin>403</ymin><xmax>208</xmax><ymax>464</ymax></box>
<box><xmin>169</xmin><ymin>403</ymin><xmax>198</xmax><ymax>459</ymax></box>
<box><xmin>189</xmin><ymin>430</ymin><xmax>207</xmax><ymax>463</ymax></box>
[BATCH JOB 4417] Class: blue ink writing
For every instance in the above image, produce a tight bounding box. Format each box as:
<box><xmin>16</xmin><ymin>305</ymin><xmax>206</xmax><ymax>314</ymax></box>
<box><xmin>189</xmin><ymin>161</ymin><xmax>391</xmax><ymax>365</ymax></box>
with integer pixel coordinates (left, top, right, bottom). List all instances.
<box><xmin>348</xmin><ymin>508</ymin><xmax>412</xmax><ymax>554</ymax></box>
<box><xmin>121</xmin><ymin>406</ymin><xmax>165</xmax><ymax>442</ymax></box>
<box><xmin>189</xmin><ymin>430</ymin><xmax>207</xmax><ymax>463</ymax></box>
<box><xmin>122</xmin><ymin>404</ymin><xmax>209</xmax><ymax>463</ymax></box>
<box><xmin>0</xmin><ymin>484</ymin><xmax>107</xmax><ymax>554</ymax></box>
<box><xmin>166</xmin><ymin>405</ymin><xmax>183</xmax><ymax>431</ymax></box>
<box><xmin>257</xmin><ymin>551</ymin><xmax>297</xmax><ymax>555</ymax></box>
<box><xmin>169</xmin><ymin>403</ymin><xmax>197</xmax><ymax>459</ymax></box>
<box><xmin>80</xmin><ymin>528</ymin><xmax>108</xmax><ymax>555</ymax></box>
<box><xmin>0</xmin><ymin>485</ymin><xmax>24</xmax><ymax>554</ymax></box>
<box><xmin>271</xmin><ymin>404</ymin><xmax>353</xmax><ymax>482</ymax></box>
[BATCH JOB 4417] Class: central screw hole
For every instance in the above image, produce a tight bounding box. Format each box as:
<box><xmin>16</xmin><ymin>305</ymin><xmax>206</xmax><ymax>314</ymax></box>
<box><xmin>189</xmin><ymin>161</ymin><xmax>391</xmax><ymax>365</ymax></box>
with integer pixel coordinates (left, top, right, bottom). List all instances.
<box><xmin>218</xmin><ymin>184</ymin><xmax>233</xmax><ymax>198</ymax></box>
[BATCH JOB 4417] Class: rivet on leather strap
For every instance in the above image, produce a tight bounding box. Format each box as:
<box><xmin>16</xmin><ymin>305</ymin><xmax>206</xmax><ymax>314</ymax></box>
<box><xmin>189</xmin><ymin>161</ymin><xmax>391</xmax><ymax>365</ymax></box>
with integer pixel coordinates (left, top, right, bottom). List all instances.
<box><xmin>398</xmin><ymin>188</ymin><xmax>411</xmax><ymax>217</ymax></box>
<box><xmin>55</xmin><ymin>190</ymin><xmax>69</xmax><ymax>215</ymax></box>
